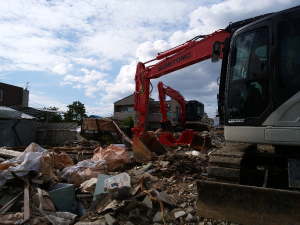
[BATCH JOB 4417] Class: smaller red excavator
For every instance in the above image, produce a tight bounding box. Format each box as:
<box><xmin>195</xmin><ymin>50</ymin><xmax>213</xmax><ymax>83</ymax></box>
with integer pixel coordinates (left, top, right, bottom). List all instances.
<box><xmin>157</xmin><ymin>81</ymin><xmax>186</xmax><ymax>132</ymax></box>
<box><xmin>158</xmin><ymin>81</ymin><xmax>211</xmax><ymax>133</ymax></box>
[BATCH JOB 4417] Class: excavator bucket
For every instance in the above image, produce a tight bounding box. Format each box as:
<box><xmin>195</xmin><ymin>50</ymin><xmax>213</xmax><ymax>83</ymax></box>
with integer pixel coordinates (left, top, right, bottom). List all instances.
<box><xmin>132</xmin><ymin>132</ymin><xmax>168</xmax><ymax>163</ymax></box>
<box><xmin>190</xmin><ymin>133</ymin><xmax>212</xmax><ymax>151</ymax></box>
<box><xmin>177</xmin><ymin>129</ymin><xmax>196</xmax><ymax>145</ymax></box>
<box><xmin>196</xmin><ymin>180</ymin><xmax>300</xmax><ymax>225</ymax></box>
<box><xmin>158</xmin><ymin>132</ymin><xmax>178</xmax><ymax>146</ymax></box>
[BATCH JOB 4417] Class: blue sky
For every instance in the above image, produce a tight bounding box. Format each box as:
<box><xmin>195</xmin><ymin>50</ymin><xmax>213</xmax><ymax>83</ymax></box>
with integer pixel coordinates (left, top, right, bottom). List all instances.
<box><xmin>1</xmin><ymin>0</ymin><xmax>299</xmax><ymax>117</ymax></box>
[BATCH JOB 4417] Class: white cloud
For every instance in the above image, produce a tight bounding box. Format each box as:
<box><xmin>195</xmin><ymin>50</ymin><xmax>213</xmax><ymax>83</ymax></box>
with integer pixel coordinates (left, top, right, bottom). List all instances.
<box><xmin>2</xmin><ymin>0</ymin><xmax>300</xmax><ymax>118</ymax></box>
<box><xmin>52</xmin><ymin>63</ymin><xmax>73</xmax><ymax>75</ymax></box>
<box><xmin>64</xmin><ymin>69</ymin><xmax>107</xmax><ymax>84</ymax></box>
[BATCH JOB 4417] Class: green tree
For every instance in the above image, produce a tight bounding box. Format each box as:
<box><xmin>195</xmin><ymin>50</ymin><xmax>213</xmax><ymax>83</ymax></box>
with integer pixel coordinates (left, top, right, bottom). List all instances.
<box><xmin>64</xmin><ymin>101</ymin><xmax>87</xmax><ymax>124</ymax></box>
<box><xmin>38</xmin><ymin>107</ymin><xmax>62</xmax><ymax>123</ymax></box>
<box><xmin>121</xmin><ymin>116</ymin><xmax>134</xmax><ymax>128</ymax></box>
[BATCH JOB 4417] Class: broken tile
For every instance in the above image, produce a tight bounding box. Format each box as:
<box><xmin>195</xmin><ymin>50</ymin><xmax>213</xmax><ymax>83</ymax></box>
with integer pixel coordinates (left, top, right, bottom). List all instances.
<box><xmin>131</xmin><ymin>184</ymin><xmax>140</xmax><ymax>196</ymax></box>
<box><xmin>104</xmin><ymin>214</ymin><xmax>116</xmax><ymax>225</ymax></box>
<box><xmin>125</xmin><ymin>222</ymin><xmax>135</xmax><ymax>225</ymax></box>
<box><xmin>185</xmin><ymin>206</ymin><xmax>194</xmax><ymax>213</ymax></box>
<box><xmin>165</xmin><ymin>208</ymin><xmax>184</xmax><ymax>222</ymax></box>
<box><xmin>185</xmin><ymin>213</ymin><xmax>193</xmax><ymax>221</ymax></box>
<box><xmin>159</xmin><ymin>161</ymin><xmax>170</xmax><ymax>167</ymax></box>
<box><xmin>153</xmin><ymin>211</ymin><xmax>163</xmax><ymax>222</ymax></box>
<box><xmin>180</xmin><ymin>202</ymin><xmax>187</xmax><ymax>208</ymax></box>
<box><xmin>143</xmin><ymin>195</ymin><xmax>152</xmax><ymax>209</ymax></box>
<box><xmin>174</xmin><ymin>211</ymin><xmax>186</xmax><ymax>218</ymax></box>
<box><xmin>172</xmin><ymin>193</ymin><xmax>183</xmax><ymax>204</ymax></box>
<box><xmin>157</xmin><ymin>192</ymin><xmax>174</xmax><ymax>206</ymax></box>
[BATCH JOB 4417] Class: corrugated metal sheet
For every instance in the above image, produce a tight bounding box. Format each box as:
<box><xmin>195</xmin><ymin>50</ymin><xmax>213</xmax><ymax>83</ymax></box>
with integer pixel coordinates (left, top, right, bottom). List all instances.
<box><xmin>0</xmin><ymin>106</ymin><xmax>36</xmax><ymax>120</ymax></box>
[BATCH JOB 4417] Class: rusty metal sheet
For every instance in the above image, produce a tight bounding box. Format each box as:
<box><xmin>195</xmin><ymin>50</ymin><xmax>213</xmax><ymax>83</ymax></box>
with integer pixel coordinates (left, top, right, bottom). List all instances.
<box><xmin>196</xmin><ymin>180</ymin><xmax>300</xmax><ymax>225</ymax></box>
<box><xmin>133</xmin><ymin>132</ymin><xmax>167</xmax><ymax>163</ymax></box>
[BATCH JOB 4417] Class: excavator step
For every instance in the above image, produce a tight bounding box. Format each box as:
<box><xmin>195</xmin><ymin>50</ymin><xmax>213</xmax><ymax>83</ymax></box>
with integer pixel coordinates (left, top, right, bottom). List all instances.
<box><xmin>196</xmin><ymin>180</ymin><xmax>300</xmax><ymax>225</ymax></box>
<box><xmin>208</xmin><ymin>142</ymin><xmax>255</xmax><ymax>182</ymax></box>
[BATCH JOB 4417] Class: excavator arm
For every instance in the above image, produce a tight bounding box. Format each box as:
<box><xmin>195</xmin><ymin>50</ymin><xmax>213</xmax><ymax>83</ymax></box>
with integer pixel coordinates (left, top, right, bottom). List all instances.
<box><xmin>132</xmin><ymin>29</ymin><xmax>230</xmax><ymax>137</ymax></box>
<box><xmin>158</xmin><ymin>81</ymin><xmax>186</xmax><ymax>124</ymax></box>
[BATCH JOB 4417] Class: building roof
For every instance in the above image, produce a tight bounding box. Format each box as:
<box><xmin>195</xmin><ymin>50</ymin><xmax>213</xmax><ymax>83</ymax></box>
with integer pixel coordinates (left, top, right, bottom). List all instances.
<box><xmin>114</xmin><ymin>93</ymin><xmax>154</xmax><ymax>104</ymax></box>
<box><xmin>0</xmin><ymin>82</ymin><xmax>23</xmax><ymax>89</ymax></box>
<box><xmin>0</xmin><ymin>106</ymin><xmax>36</xmax><ymax>120</ymax></box>
<box><xmin>10</xmin><ymin>106</ymin><xmax>64</xmax><ymax>118</ymax></box>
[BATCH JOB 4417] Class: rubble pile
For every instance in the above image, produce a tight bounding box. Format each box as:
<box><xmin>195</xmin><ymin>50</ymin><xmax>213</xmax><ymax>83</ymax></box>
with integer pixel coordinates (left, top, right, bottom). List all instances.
<box><xmin>0</xmin><ymin>130</ymin><xmax>237</xmax><ymax>225</ymax></box>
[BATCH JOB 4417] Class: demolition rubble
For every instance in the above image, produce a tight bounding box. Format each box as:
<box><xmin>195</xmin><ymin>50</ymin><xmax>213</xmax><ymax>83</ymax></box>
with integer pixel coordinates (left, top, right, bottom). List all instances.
<box><xmin>0</xmin><ymin>130</ymin><xmax>230</xmax><ymax>225</ymax></box>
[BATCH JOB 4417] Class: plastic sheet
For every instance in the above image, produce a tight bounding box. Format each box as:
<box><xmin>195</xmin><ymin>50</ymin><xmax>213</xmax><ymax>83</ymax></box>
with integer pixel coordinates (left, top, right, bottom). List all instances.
<box><xmin>23</xmin><ymin>142</ymin><xmax>47</xmax><ymax>154</ymax></box>
<box><xmin>104</xmin><ymin>173</ymin><xmax>131</xmax><ymax>200</ymax></box>
<box><xmin>92</xmin><ymin>145</ymin><xmax>130</xmax><ymax>172</ymax></box>
<box><xmin>0</xmin><ymin>151</ymin><xmax>45</xmax><ymax>187</ymax></box>
<box><xmin>60</xmin><ymin>159</ymin><xmax>106</xmax><ymax>187</ymax></box>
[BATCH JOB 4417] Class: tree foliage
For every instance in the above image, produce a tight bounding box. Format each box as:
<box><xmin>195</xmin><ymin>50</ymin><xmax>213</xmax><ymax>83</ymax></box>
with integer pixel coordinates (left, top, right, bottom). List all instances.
<box><xmin>122</xmin><ymin>116</ymin><xmax>134</xmax><ymax>128</ymax></box>
<box><xmin>38</xmin><ymin>107</ymin><xmax>62</xmax><ymax>123</ymax></box>
<box><xmin>64</xmin><ymin>101</ymin><xmax>87</xmax><ymax>124</ymax></box>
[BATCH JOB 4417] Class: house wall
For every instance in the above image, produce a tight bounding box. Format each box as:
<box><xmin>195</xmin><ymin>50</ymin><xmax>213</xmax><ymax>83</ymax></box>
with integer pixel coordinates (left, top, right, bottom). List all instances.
<box><xmin>0</xmin><ymin>83</ymin><xmax>24</xmax><ymax>107</ymax></box>
<box><xmin>114</xmin><ymin>94</ymin><xmax>180</xmax><ymax>130</ymax></box>
<box><xmin>22</xmin><ymin>90</ymin><xmax>29</xmax><ymax>107</ymax></box>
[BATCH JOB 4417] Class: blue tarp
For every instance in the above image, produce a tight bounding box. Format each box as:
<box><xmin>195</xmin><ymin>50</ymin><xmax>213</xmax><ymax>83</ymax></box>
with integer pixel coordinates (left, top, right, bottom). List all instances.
<box><xmin>88</xmin><ymin>115</ymin><xmax>103</xmax><ymax>118</ymax></box>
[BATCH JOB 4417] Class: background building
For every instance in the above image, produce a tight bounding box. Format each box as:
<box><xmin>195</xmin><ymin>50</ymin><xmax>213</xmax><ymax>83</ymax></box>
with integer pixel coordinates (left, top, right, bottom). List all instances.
<box><xmin>114</xmin><ymin>94</ymin><xmax>178</xmax><ymax>130</ymax></box>
<box><xmin>0</xmin><ymin>82</ymin><xmax>29</xmax><ymax>107</ymax></box>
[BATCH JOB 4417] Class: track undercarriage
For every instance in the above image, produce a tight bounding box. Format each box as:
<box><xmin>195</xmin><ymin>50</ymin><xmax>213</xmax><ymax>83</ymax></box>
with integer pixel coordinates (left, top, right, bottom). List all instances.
<box><xmin>197</xmin><ymin>142</ymin><xmax>300</xmax><ymax>225</ymax></box>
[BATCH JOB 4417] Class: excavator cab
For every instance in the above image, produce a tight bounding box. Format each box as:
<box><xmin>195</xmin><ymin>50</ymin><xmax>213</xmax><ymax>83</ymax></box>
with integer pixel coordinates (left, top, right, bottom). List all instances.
<box><xmin>185</xmin><ymin>101</ymin><xmax>205</xmax><ymax>121</ymax></box>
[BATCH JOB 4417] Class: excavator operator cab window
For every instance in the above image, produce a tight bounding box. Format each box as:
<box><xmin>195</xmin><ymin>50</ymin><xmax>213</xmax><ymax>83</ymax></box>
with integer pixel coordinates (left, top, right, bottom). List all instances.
<box><xmin>278</xmin><ymin>19</ymin><xmax>300</xmax><ymax>88</ymax></box>
<box><xmin>228</xmin><ymin>29</ymin><xmax>269</xmax><ymax>119</ymax></box>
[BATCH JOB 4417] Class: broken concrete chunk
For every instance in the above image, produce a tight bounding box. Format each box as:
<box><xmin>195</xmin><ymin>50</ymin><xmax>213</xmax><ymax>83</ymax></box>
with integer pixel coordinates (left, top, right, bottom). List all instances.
<box><xmin>185</xmin><ymin>206</ymin><xmax>194</xmax><ymax>214</ymax></box>
<box><xmin>153</xmin><ymin>211</ymin><xmax>163</xmax><ymax>222</ymax></box>
<box><xmin>125</xmin><ymin>222</ymin><xmax>135</xmax><ymax>225</ymax></box>
<box><xmin>157</xmin><ymin>192</ymin><xmax>174</xmax><ymax>206</ymax></box>
<box><xmin>190</xmin><ymin>150</ymin><xmax>207</xmax><ymax>161</ymax></box>
<box><xmin>104</xmin><ymin>214</ymin><xmax>116</xmax><ymax>225</ymax></box>
<box><xmin>172</xmin><ymin>193</ymin><xmax>183</xmax><ymax>204</ymax></box>
<box><xmin>143</xmin><ymin>195</ymin><xmax>153</xmax><ymax>209</ymax></box>
<box><xmin>129</xmin><ymin>208</ymin><xmax>140</xmax><ymax>220</ymax></box>
<box><xmin>159</xmin><ymin>161</ymin><xmax>170</xmax><ymax>168</ymax></box>
<box><xmin>185</xmin><ymin>213</ymin><xmax>194</xmax><ymax>221</ymax></box>
<box><xmin>131</xmin><ymin>184</ymin><xmax>140</xmax><ymax>196</ymax></box>
<box><xmin>174</xmin><ymin>211</ymin><xmax>186</xmax><ymax>218</ymax></box>
<box><xmin>180</xmin><ymin>202</ymin><xmax>187</xmax><ymax>208</ymax></box>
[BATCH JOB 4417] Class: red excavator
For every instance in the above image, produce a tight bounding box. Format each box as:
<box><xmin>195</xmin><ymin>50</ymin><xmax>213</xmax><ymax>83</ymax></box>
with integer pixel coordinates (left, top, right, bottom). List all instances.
<box><xmin>157</xmin><ymin>81</ymin><xmax>185</xmax><ymax>132</ymax></box>
<box><xmin>131</xmin><ymin>5</ymin><xmax>300</xmax><ymax>224</ymax></box>
<box><xmin>158</xmin><ymin>81</ymin><xmax>211</xmax><ymax>133</ymax></box>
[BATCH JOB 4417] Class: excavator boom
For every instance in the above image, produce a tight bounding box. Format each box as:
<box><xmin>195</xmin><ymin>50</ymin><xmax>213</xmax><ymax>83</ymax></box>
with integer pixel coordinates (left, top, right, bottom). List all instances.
<box><xmin>132</xmin><ymin>29</ymin><xmax>230</xmax><ymax>137</ymax></box>
<box><xmin>158</xmin><ymin>81</ymin><xmax>186</xmax><ymax>124</ymax></box>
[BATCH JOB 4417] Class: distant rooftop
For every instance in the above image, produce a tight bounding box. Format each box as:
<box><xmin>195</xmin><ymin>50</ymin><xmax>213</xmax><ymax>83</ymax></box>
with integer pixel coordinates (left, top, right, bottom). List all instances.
<box><xmin>0</xmin><ymin>106</ymin><xmax>36</xmax><ymax>120</ymax></box>
<box><xmin>10</xmin><ymin>106</ymin><xmax>64</xmax><ymax>118</ymax></box>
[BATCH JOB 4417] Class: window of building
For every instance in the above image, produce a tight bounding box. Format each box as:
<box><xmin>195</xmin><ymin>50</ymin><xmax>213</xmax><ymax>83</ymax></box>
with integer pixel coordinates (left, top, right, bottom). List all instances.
<box><xmin>0</xmin><ymin>90</ymin><xmax>2</xmax><ymax>101</ymax></box>
<box><xmin>122</xmin><ymin>107</ymin><xmax>134</xmax><ymax>112</ymax></box>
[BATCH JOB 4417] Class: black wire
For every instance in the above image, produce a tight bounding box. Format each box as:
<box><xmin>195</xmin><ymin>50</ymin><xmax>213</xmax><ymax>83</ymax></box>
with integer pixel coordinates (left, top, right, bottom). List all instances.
<box><xmin>150</xmin><ymin>82</ymin><xmax>153</xmax><ymax>94</ymax></box>
<box><xmin>189</xmin><ymin>35</ymin><xmax>206</xmax><ymax>42</ymax></box>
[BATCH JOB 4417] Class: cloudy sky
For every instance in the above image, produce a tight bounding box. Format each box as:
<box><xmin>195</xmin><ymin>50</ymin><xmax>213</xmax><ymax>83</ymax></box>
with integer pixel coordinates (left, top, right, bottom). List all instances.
<box><xmin>1</xmin><ymin>0</ymin><xmax>299</xmax><ymax>117</ymax></box>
